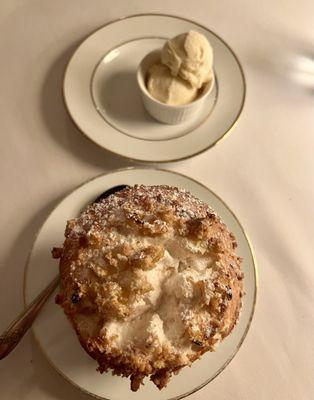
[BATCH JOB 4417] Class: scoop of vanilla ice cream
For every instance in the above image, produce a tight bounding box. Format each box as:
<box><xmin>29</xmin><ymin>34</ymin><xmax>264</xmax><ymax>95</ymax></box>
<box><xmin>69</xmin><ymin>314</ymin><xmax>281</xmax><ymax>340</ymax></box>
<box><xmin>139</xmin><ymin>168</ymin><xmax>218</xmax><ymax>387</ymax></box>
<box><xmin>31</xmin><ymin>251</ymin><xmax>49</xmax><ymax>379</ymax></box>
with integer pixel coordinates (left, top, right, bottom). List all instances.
<box><xmin>147</xmin><ymin>63</ymin><xmax>198</xmax><ymax>106</ymax></box>
<box><xmin>161</xmin><ymin>30</ymin><xmax>213</xmax><ymax>89</ymax></box>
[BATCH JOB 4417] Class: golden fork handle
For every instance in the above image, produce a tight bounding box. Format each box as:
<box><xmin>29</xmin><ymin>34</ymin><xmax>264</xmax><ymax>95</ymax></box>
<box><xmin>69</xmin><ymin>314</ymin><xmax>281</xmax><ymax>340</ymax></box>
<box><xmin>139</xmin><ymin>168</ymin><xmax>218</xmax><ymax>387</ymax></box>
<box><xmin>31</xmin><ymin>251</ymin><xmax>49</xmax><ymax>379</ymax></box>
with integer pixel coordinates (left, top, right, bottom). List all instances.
<box><xmin>0</xmin><ymin>275</ymin><xmax>59</xmax><ymax>360</ymax></box>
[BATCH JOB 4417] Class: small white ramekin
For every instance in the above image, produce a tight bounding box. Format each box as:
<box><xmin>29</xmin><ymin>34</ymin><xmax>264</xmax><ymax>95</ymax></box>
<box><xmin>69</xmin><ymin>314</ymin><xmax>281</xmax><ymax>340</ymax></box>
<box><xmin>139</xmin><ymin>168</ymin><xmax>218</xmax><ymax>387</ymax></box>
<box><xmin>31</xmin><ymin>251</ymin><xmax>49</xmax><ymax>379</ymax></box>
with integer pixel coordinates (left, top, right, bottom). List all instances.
<box><xmin>137</xmin><ymin>49</ymin><xmax>215</xmax><ymax>125</ymax></box>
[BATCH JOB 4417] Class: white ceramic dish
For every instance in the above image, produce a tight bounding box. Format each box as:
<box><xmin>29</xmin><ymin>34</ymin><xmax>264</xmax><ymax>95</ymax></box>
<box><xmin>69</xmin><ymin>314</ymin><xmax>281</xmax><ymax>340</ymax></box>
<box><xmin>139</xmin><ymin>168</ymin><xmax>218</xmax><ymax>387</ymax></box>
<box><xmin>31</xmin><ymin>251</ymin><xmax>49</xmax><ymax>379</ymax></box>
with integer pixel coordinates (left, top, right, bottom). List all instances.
<box><xmin>24</xmin><ymin>168</ymin><xmax>257</xmax><ymax>400</ymax></box>
<box><xmin>137</xmin><ymin>49</ymin><xmax>215</xmax><ymax>125</ymax></box>
<box><xmin>63</xmin><ymin>14</ymin><xmax>246</xmax><ymax>163</ymax></box>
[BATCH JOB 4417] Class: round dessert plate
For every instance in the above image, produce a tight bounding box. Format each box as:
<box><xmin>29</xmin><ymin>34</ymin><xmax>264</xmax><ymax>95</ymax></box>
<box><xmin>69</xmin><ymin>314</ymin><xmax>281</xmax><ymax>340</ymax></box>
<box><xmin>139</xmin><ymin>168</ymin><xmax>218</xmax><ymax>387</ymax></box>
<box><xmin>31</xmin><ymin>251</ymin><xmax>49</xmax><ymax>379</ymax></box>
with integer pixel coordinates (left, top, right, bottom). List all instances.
<box><xmin>24</xmin><ymin>168</ymin><xmax>257</xmax><ymax>400</ymax></box>
<box><xmin>63</xmin><ymin>14</ymin><xmax>246</xmax><ymax>163</ymax></box>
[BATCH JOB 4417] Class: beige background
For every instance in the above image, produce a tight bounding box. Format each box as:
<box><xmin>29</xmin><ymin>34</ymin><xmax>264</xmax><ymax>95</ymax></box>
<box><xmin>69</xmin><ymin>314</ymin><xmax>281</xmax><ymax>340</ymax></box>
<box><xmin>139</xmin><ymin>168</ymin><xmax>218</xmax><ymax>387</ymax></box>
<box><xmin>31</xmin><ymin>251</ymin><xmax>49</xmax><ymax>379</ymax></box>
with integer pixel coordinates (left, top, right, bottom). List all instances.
<box><xmin>0</xmin><ymin>1</ymin><xmax>313</xmax><ymax>399</ymax></box>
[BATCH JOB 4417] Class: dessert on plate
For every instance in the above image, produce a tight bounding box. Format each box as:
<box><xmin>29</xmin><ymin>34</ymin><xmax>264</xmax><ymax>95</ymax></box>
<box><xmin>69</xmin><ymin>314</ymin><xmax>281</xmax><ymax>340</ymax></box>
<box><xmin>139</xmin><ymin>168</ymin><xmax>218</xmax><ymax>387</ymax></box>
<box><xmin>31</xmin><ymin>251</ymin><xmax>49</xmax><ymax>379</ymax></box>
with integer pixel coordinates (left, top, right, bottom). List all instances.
<box><xmin>137</xmin><ymin>31</ymin><xmax>215</xmax><ymax>124</ymax></box>
<box><xmin>53</xmin><ymin>185</ymin><xmax>244</xmax><ymax>391</ymax></box>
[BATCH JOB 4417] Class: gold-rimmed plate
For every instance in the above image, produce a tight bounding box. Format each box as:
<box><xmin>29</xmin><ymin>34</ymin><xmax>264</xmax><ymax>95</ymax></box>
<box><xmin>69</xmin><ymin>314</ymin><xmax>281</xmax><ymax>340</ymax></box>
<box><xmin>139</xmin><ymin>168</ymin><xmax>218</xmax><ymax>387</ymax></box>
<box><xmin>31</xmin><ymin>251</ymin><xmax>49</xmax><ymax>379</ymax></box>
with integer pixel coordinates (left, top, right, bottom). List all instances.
<box><xmin>63</xmin><ymin>14</ymin><xmax>246</xmax><ymax>163</ymax></box>
<box><xmin>24</xmin><ymin>168</ymin><xmax>257</xmax><ymax>400</ymax></box>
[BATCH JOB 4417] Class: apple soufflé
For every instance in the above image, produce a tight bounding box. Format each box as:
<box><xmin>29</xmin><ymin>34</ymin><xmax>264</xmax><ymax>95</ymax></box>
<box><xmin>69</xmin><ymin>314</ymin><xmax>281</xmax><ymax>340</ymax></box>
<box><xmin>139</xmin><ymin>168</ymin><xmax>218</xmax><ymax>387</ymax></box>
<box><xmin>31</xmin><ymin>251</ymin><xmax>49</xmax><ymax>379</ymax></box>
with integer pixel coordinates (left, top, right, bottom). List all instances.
<box><xmin>53</xmin><ymin>185</ymin><xmax>244</xmax><ymax>391</ymax></box>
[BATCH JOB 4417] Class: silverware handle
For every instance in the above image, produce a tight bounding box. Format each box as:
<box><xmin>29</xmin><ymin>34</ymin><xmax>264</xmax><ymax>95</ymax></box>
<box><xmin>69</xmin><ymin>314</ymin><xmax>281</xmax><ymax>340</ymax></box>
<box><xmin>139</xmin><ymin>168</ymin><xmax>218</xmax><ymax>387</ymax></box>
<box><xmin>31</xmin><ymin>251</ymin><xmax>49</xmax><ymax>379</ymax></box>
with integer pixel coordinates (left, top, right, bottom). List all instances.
<box><xmin>0</xmin><ymin>275</ymin><xmax>59</xmax><ymax>360</ymax></box>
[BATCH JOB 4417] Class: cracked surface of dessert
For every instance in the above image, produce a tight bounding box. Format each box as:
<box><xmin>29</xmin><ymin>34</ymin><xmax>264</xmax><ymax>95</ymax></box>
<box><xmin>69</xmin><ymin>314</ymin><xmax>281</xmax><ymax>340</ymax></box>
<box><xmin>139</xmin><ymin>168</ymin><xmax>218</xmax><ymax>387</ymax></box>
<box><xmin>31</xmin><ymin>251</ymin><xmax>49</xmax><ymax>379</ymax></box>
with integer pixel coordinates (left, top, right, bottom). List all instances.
<box><xmin>53</xmin><ymin>185</ymin><xmax>244</xmax><ymax>391</ymax></box>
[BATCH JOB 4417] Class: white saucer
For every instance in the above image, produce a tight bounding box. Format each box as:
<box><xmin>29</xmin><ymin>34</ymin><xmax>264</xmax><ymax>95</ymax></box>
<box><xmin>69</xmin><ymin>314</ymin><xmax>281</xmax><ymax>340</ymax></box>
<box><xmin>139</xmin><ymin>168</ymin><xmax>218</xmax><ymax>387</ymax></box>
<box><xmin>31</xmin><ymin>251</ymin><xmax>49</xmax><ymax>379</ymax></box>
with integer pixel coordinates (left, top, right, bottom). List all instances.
<box><xmin>63</xmin><ymin>14</ymin><xmax>246</xmax><ymax>163</ymax></box>
<box><xmin>24</xmin><ymin>168</ymin><xmax>257</xmax><ymax>400</ymax></box>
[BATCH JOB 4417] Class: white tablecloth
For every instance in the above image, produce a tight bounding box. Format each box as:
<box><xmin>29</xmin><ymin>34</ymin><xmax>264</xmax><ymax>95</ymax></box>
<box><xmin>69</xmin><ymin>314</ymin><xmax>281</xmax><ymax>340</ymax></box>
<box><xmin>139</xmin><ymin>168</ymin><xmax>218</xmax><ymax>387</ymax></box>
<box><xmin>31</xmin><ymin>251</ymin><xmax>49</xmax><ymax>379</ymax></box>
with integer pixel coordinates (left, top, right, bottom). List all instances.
<box><xmin>1</xmin><ymin>1</ymin><xmax>313</xmax><ymax>399</ymax></box>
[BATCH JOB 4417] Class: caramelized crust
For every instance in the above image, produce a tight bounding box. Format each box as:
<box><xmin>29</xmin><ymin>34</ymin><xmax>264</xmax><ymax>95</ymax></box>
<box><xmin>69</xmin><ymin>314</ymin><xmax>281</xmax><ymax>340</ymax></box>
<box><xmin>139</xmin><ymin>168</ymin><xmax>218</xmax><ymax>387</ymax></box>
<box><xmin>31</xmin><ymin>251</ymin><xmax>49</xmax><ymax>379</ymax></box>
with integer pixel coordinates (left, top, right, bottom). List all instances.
<box><xmin>54</xmin><ymin>185</ymin><xmax>244</xmax><ymax>391</ymax></box>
